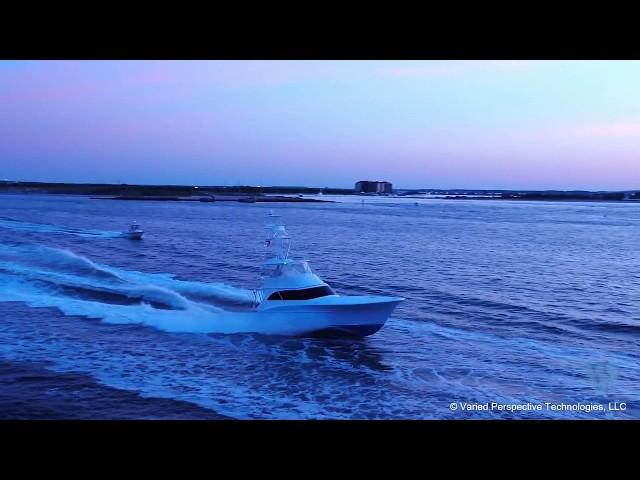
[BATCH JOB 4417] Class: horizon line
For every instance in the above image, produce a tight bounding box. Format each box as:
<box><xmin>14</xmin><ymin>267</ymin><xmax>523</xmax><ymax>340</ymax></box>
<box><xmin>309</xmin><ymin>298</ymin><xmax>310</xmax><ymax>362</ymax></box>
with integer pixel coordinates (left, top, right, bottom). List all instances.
<box><xmin>1</xmin><ymin>179</ymin><xmax>639</xmax><ymax>193</ymax></box>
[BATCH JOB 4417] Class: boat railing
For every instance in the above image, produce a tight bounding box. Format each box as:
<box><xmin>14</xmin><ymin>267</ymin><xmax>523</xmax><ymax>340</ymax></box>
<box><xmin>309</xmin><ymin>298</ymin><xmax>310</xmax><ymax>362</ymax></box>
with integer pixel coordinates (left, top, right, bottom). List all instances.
<box><xmin>251</xmin><ymin>289</ymin><xmax>264</xmax><ymax>307</ymax></box>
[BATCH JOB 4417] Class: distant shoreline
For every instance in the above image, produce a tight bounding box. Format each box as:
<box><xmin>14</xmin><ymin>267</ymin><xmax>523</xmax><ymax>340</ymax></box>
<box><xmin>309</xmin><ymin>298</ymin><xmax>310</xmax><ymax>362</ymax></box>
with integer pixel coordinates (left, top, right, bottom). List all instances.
<box><xmin>1</xmin><ymin>181</ymin><xmax>638</xmax><ymax>204</ymax></box>
<box><xmin>402</xmin><ymin>195</ymin><xmax>640</xmax><ymax>203</ymax></box>
<box><xmin>0</xmin><ymin>181</ymin><xmax>341</xmax><ymax>203</ymax></box>
<box><xmin>92</xmin><ymin>195</ymin><xmax>333</xmax><ymax>203</ymax></box>
<box><xmin>0</xmin><ymin>181</ymin><xmax>351</xmax><ymax>197</ymax></box>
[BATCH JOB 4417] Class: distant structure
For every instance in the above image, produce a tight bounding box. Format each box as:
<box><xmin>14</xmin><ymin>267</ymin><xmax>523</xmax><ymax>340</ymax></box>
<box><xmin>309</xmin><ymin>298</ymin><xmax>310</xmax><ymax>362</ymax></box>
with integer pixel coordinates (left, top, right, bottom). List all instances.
<box><xmin>355</xmin><ymin>180</ymin><xmax>392</xmax><ymax>194</ymax></box>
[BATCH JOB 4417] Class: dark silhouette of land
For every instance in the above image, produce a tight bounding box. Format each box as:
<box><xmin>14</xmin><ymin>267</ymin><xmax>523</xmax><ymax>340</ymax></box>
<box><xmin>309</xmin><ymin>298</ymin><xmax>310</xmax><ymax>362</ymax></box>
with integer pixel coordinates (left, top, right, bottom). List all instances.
<box><xmin>0</xmin><ymin>181</ymin><xmax>345</xmax><ymax>203</ymax></box>
<box><xmin>401</xmin><ymin>190</ymin><xmax>638</xmax><ymax>202</ymax></box>
<box><xmin>0</xmin><ymin>181</ymin><xmax>638</xmax><ymax>203</ymax></box>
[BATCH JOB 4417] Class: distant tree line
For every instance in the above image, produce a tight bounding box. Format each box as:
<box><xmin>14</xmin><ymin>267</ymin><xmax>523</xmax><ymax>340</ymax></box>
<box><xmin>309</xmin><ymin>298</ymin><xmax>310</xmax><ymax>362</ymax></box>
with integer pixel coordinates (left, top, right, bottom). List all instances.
<box><xmin>500</xmin><ymin>191</ymin><xmax>627</xmax><ymax>201</ymax></box>
<box><xmin>0</xmin><ymin>182</ymin><xmax>355</xmax><ymax>196</ymax></box>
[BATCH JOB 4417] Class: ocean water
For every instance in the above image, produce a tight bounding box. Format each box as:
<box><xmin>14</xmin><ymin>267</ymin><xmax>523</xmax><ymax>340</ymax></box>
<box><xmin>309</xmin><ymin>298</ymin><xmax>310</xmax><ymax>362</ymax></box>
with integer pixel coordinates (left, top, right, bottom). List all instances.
<box><xmin>0</xmin><ymin>193</ymin><xmax>638</xmax><ymax>419</ymax></box>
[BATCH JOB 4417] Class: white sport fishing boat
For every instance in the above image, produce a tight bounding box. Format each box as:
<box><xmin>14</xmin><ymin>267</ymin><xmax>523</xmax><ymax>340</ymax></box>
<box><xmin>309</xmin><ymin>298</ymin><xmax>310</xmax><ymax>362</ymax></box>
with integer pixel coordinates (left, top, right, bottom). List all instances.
<box><xmin>252</xmin><ymin>211</ymin><xmax>402</xmax><ymax>336</ymax></box>
<box><xmin>122</xmin><ymin>221</ymin><xmax>144</xmax><ymax>240</ymax></box>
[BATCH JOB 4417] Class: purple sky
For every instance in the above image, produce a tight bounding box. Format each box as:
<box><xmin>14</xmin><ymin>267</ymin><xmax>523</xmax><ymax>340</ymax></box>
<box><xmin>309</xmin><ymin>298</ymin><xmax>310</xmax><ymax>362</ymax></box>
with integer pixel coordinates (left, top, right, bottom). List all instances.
<box><xmin>1</xmin><ymin>60</ymin><xmax>640</xmax><ymax>189</ymax></box>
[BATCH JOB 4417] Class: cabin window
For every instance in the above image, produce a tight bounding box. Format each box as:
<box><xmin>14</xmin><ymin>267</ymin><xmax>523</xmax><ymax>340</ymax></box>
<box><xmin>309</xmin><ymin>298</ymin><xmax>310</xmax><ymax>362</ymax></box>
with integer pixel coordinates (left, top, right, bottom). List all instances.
<box><xmin>267</xmin><ymin>285</ymin><xmax>335</xmax><ymax>301</ymax></box>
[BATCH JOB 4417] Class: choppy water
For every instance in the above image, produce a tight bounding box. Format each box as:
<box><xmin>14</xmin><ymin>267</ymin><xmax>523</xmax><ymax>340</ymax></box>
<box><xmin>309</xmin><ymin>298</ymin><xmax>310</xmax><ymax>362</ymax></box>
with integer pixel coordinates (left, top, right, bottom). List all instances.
<box><xmin>0</xmin><ymin>194</ymin><xmax>638</xmax><ymax>419</ymax></box>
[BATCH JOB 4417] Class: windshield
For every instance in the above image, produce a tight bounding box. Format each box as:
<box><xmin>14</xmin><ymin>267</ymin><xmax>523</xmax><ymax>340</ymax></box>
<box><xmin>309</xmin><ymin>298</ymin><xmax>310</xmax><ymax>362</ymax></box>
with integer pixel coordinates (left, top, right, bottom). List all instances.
<box><xmin>267</xmin><ymin>285</ymin><xmax>335</xmax><ymax>301</ymax></box>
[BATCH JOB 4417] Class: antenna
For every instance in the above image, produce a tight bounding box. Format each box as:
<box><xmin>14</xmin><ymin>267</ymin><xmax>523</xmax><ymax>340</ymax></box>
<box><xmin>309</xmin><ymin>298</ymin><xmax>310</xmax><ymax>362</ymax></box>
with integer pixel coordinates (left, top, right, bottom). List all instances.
<box><xmin>263</xmin><ymin>210</ymin><xmax>291</xmax><ymax>263</ymax></box>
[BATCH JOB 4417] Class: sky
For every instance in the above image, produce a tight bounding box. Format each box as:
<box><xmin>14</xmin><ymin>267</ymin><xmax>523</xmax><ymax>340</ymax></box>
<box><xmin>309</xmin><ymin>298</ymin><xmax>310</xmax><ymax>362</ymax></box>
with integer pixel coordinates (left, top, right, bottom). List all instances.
<box><xmin>1</xmin><ymin>60</ymin><xmax>639</xmax><ymax>190</ymax></box>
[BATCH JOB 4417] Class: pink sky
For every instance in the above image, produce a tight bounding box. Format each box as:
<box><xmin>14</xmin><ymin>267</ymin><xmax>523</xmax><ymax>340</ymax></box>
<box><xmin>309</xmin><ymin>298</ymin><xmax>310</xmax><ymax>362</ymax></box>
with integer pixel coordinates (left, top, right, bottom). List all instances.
<box><xmin>1</xmin><ymin>60</ymin><xmax>639</xmax><ymax>189</ymax></box>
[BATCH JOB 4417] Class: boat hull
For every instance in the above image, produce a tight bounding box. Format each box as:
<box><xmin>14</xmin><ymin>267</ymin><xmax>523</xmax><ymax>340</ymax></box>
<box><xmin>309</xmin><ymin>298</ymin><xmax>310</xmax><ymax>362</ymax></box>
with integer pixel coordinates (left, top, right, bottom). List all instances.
<box><xmin>309</xmin><ymin>323</ymin><xmax>385</xmax><ymax>337</ymax></box>
<box><xmin>255</xmin><ymin>296</ymin><xmax>402</xmax><ymax>337</ymax></box>
<box><xmin>122</xmin><ymin>231</ymin><xmax>144</xmax><ymax>240</ymax></box>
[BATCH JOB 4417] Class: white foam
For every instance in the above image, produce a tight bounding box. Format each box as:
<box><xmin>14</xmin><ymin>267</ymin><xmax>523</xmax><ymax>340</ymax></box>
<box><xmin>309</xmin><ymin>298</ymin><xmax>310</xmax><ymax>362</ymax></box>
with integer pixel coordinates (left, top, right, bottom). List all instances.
<box><xmin>113</xmin><ymin>269</ymin><xmax>254</xmax><ymax>305</ymax></box>
<box><xmin>0</xmin><ymin>243</ymin><xmax>306</xmax><ymax>335</ymax></box>
<box><xmin>0</xmin><ymin>217</ymin><xmax>120</xmax><ymax>238</ymax></box>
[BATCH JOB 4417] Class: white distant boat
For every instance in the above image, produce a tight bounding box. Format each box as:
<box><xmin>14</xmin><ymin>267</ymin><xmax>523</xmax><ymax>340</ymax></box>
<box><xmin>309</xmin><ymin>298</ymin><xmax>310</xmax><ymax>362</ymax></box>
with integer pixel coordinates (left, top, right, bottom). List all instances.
<box><xmin>251</xmin><ymin>211</ymin><xmax>402</xmax><ymax>336</ymax></box>
<box><xmin>122</xmin><ymin>221</ymin><xmax>144</xmax><ymax>240</ymax></box>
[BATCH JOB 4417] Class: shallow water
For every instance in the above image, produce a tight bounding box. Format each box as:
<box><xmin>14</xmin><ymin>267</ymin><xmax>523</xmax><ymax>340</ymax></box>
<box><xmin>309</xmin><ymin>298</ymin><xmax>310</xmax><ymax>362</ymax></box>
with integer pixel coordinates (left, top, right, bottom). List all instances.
<box><xmin>0</xmin><ymin>194</ymin><xmax>638</xmax><ymax>419</ymax></box>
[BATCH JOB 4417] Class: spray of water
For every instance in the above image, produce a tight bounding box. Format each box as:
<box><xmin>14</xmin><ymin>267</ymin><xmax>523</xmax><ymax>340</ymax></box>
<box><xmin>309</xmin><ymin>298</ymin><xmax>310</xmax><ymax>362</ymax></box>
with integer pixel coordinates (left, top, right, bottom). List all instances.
<box><xmin>0</xmin><ymin>217</ymin><xmax>121</xmax><ymax>238</ymax></box>
<box><xmin>0</xmin><ymin>243</ymin><xmax>299</xmax><ymax>334</ymax></box>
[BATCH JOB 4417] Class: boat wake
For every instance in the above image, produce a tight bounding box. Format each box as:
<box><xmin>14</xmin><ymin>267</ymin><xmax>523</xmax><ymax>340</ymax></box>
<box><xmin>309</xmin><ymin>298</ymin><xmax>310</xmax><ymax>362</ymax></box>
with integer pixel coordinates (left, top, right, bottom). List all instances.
<box><xmin>0</xmin><ymin>243</ymin><xmax>285</xmax><ymax>334</ymax></box>
<box><xmin>0</xmin><ymin>217</ymin><xmax>121</xmax><ymax>238</ymax></box>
